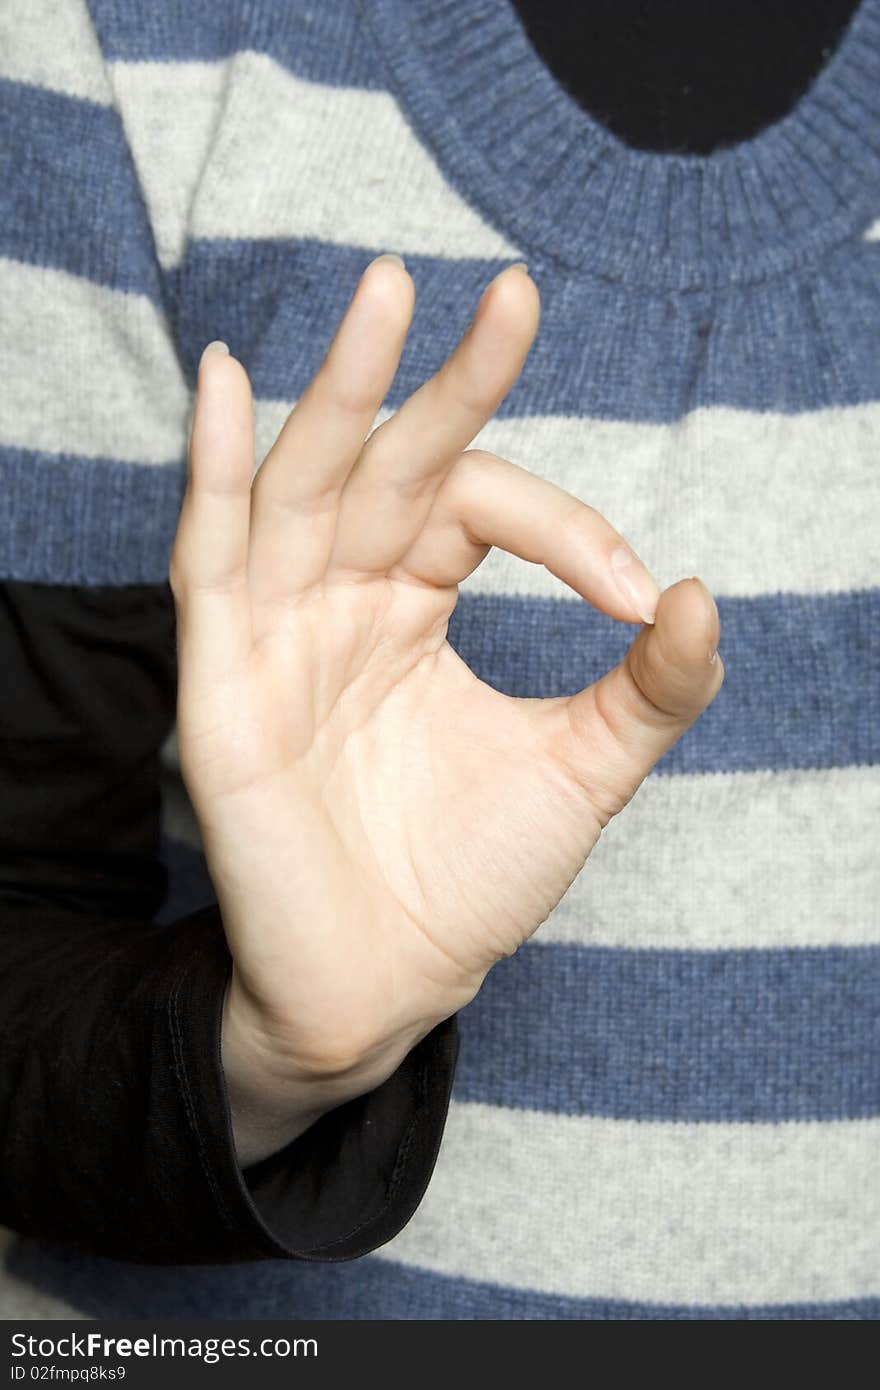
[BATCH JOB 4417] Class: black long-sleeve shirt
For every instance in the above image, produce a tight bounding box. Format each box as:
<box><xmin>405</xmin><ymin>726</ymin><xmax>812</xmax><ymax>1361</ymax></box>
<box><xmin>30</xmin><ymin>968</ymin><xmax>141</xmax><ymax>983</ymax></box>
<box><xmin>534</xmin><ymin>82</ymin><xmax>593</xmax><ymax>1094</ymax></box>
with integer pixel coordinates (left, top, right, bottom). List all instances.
<box><xmin>0</xmin><ymin>579</ymin><xmax>459</xmax><ymax>1264</ymax></box>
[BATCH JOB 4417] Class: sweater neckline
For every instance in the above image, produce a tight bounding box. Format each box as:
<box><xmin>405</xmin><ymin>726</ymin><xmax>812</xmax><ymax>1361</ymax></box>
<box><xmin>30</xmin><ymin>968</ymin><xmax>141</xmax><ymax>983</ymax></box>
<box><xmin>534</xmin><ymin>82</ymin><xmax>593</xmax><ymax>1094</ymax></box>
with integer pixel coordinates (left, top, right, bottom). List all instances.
<box><xmin>360</xmin><ymin>0</ymin><xmax>880</xmax><ymax>290</ymax></box>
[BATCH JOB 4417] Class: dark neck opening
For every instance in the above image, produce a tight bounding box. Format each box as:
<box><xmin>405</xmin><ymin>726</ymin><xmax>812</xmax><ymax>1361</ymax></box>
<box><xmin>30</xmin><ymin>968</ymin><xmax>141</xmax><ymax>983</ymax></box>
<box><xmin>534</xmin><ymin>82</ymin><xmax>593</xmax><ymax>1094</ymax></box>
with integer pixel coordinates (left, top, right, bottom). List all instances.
<box><xmin>507</xmin><ymin>0</ymin><xmax>862</xmax><ymax>154</ymax></box>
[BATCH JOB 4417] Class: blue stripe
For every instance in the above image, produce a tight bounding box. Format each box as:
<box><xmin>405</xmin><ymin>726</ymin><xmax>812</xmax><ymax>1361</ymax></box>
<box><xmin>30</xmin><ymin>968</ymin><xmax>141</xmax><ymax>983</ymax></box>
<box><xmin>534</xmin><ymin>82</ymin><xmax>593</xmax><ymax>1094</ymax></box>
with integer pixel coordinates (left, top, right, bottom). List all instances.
<box><xmin>448</xmin><ymin>589</ymin><xmax>880</xmax><ymax>774</ymax></box>
<box><xmin>4</xmin><ymin>117</ymin><xmax>877</xmax><ymax>419</ymax></box>
<box><xmin>5</xmin><ymin>1239</ymin><xmax>878</xmax><ymax>1319</ymax></box>
<box><xmin>3</xmin><ymin>448</ymin><xmax>878</xmax><ymax>784</ymax></box>
<box><xmin>155</xmin><ymin>839</ymin><xmax>880</xmax><ymax>1125</ymax></box>
<box><xmin>456</xmin><ymin>941</ymin><xmax>880</xmax><ymax>1122</ymax></box>
<box><xmin>0</xmin><ymin>447</ymin><xmax>184</xmax><ymax>586</ymax></box>
<box><xmin>0</xmin><ymin>80</ymin><xmax>163</xmax><ymax>302</ymax></box>
<box><xmin>87</xmin><ymin>0</ymin><xmax>382</xmax><ymax>83</ymax></box>
<box><xmin>176</xmin><ymin>239</ymin><xmax>880</xmax><ymax>414</ymax></box>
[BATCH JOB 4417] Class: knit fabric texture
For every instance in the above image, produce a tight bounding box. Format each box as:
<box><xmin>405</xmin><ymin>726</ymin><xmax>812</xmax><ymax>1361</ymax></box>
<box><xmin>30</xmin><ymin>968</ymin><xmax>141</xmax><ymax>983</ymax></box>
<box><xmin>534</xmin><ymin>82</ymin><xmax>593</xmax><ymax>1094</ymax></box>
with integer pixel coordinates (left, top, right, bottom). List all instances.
<box><xmin>1</xmin><ymin>0</ymin><xmax>879</xmax><ymax>1318</ymax></box>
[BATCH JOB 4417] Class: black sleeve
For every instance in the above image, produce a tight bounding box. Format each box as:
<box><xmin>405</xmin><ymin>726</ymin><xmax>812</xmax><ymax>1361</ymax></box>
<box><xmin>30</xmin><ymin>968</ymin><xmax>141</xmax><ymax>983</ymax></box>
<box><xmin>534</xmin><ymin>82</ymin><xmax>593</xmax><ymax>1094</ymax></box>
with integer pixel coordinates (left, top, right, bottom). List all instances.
<box><xmin>0</xmin><ymin>580</ymin><xmax>459</xmax><ymax>1265</ymax></box>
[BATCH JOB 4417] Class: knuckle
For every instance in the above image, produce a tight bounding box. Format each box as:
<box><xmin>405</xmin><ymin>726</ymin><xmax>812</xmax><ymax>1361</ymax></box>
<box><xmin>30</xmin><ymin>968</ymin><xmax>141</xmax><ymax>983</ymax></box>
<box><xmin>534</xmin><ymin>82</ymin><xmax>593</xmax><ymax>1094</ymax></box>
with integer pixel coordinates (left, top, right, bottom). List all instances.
<box><xmin>451</xmin><ymin>448</ymin><xmax>495</xmax><ymax>492</ymax></box>
<box><xmin>627</xmin><ymin>637</ymin><xmax>695</xmax><ymax>727</ymax></box>
<box><xmin>556</xmin><ymin>498</ymin><xmax>583</xmax><ymax>543</ymax></box>
<box><xmin>319</xmin><ymin>359</ymin><xmax>383</xmax><ymax>422</ymax></box>
<box><xmin>590</xmin><ymin>664</ymin><xmax>642</xmax><ymax>749</ymax></box>
<box><xmin>454</xmin><ymin>378</ymin><xmax>493</xmax><ymax>417</ymax></box>
<box><xmin>440</xmin><ymin>450</ymin><xmax>492</xmax><ymax>527</ymax></box>
<box><xmin>558</xmin><ymin>685</ymin><xmax>630</xmax><ymax>823</ymax></box>
<box><xmin>557</xmin><ymin>494</ymin><xmax>600</xmax><ymax>542</ymax></box>
<box><xmin>252</xmin><ymin>467</ymin><xmax>337</xmax><ymax>521</ymax></box>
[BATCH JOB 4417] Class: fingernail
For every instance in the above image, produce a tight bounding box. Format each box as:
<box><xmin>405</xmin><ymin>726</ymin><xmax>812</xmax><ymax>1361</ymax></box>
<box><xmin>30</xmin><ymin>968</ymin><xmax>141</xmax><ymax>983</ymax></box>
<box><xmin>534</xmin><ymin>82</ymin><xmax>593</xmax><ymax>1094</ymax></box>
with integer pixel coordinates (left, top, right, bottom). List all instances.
<box><xmin>509</xmin><ymin>261</ymin><xmax>530</xmax><ymax>275</ymax></box>
<box><xmin>691</xmin><ymin>576</ymin><xmax>718</xmax><ymax>618</ymax></box>
<box><xmin>368</xmin><ymin>252</ymin><xmax>406</xmax><ymax>270</ymax></box>
<box><xmin>201</xmin><ymin>340</ymin><xmax>229</xmax><ymax>360</ymax></box>
<box><xmin>690</xmin><ymin>578</ymin><xmax>721</xmax><ymax>662</ymax></box>
<box><xmin>610</xmin><ymin>546</ymin><xmax>660</xmax><ymax>624</ymax></box>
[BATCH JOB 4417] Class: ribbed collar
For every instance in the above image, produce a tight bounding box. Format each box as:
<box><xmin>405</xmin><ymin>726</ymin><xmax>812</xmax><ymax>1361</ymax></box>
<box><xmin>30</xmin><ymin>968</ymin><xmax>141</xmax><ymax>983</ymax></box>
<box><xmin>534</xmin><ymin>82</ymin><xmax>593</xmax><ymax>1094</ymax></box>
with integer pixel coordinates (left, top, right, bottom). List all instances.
<box><xmin>360</xmin><ymin>0</ymin><xmax>880</xmax><ymax>289</ymax></box>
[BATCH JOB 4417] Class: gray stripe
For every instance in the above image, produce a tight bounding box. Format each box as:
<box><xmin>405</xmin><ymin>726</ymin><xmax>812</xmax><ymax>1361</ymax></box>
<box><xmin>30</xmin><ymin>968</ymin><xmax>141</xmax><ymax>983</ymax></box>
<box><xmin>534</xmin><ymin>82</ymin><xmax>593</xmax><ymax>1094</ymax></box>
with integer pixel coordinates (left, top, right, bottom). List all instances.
<box><xmin>380</xmin><ymin>1105</ymin><xmax>880</xmax><ymax>1304</ymax></box>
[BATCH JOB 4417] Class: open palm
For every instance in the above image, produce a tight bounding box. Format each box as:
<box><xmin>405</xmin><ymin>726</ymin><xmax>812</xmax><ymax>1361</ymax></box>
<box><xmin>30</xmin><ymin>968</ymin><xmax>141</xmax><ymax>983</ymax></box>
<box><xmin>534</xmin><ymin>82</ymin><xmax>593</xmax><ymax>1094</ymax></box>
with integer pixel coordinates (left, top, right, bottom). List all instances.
<box><xmin>170</xmin><ymin>256</ymin><xmax>723</xmax><ymax>1082</ymax></box>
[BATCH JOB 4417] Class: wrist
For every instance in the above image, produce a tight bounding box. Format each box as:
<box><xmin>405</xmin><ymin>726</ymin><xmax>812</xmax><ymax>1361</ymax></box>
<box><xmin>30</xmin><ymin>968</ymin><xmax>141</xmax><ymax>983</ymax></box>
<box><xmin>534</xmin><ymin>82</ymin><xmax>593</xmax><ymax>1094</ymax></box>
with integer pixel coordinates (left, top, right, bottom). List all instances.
<box><xmin>220</xmin><ymin>971</ymin><xmax>427</xmax><ymax>1168</ymax></box>
<box><xmin>220</xmin><ymin>980</ymin><xmax>330</xmax><ymax>1166</ymax></box>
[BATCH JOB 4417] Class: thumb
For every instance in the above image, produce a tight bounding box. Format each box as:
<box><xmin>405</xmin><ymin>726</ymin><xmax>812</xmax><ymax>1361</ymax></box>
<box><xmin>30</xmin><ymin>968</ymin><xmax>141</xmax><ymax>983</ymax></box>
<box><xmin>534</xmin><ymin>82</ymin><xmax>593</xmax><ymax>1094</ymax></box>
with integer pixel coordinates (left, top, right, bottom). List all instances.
<box><xmin>560</xmin><ymin>576</ymin><xmax>724</xmax><ymax>825</ymax></box>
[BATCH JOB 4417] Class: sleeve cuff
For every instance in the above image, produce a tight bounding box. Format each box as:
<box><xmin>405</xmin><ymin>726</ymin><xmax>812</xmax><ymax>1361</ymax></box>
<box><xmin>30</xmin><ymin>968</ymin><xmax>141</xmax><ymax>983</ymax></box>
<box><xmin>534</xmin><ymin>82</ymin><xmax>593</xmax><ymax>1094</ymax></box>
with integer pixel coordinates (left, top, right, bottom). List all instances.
<box><xmin>164</xmin><ymin>904</ymin><xmax>460</xmax><ymax>1264</ymax></box>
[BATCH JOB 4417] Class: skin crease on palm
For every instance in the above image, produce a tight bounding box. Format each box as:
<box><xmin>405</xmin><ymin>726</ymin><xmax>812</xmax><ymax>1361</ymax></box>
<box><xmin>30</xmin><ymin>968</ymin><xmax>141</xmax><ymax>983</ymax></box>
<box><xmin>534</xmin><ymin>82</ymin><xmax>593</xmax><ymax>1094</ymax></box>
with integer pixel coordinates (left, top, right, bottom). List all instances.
<box><xmin>170</xmin><ymin>255</ymin><xmax>724</xmax><ymax>1164</ymax></box>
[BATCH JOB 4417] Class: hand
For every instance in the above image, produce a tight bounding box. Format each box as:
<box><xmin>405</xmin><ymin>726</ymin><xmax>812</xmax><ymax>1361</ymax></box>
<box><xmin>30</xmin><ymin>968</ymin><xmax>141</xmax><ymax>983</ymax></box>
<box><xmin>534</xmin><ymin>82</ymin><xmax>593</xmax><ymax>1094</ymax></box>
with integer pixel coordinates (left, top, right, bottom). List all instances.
<box><xmin>169</xmin><ymin>256</ymin><xmax>724</xmax><ymax>1159</ymax></box>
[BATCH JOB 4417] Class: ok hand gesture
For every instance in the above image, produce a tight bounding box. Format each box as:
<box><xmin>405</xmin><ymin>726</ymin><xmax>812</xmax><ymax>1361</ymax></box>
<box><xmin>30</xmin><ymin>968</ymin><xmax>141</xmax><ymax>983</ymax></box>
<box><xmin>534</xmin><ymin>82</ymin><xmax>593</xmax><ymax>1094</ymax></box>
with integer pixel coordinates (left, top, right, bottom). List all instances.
<box><xmin>170</xmin><ymin>257</ymin><xmax>723</xmax><ymax>1160</ymax></box>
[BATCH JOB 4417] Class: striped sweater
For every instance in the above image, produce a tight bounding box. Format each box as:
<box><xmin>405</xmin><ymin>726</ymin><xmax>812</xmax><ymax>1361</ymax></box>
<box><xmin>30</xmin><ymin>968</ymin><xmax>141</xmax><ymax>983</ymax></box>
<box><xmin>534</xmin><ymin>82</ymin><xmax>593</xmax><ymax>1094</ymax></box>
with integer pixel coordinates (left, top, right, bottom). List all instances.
<box><xmin>1</xmin><ymin>0</ymin><xmax>879</xmax><ymax>1319</ymax></box>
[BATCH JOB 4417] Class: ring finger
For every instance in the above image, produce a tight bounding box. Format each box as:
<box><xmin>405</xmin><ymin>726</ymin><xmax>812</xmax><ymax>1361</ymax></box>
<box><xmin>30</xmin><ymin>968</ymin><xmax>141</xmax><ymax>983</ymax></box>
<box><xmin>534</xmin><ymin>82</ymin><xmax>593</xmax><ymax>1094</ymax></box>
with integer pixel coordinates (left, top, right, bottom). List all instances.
<box><xmin>246</xmin><ymin>254</ymin><xmax>415</xmax><ymax>613</ymax></box>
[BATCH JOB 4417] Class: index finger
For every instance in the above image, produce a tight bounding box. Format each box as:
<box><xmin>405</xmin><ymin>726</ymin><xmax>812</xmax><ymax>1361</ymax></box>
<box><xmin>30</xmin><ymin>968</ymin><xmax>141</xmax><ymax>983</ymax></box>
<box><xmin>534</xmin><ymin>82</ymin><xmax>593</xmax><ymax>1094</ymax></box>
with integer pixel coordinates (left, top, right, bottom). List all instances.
<box><xmin>393</xmin><ymin>448</ymin><xmax>661</xmax><ymax>626</ymax></box>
